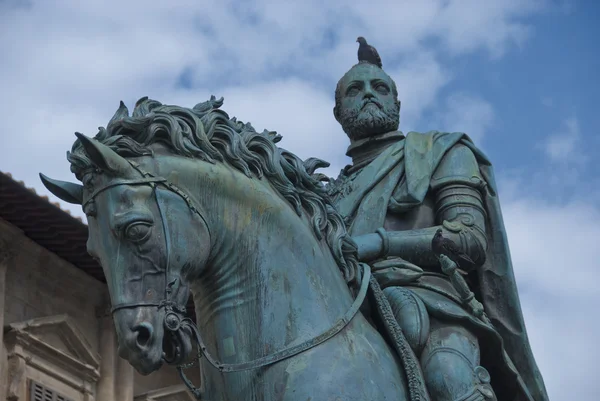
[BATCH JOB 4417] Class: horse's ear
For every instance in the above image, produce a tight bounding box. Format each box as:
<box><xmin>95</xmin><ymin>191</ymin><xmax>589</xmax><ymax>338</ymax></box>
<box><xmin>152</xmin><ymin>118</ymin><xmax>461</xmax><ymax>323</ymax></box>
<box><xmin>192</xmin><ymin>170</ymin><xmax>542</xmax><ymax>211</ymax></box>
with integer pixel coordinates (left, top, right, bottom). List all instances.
<box><xmin>39</xmin><ymin>173</ymin><xmax>83</xmax><ymax>204</ymax></box>
<box><xmin>75</xmin><ymin>132</ymin><xmax>134</xmax><ymax>177</ymax></box>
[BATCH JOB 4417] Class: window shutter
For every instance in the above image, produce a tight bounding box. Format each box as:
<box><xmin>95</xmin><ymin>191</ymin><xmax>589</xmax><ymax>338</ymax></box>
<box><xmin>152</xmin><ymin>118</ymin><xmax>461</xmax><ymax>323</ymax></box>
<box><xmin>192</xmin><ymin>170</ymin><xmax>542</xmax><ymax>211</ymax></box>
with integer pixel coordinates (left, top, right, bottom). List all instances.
<box><xmin>29</xmin><ymin>380</ymin><xmax>74</xmax><ymax>401</ymax></box>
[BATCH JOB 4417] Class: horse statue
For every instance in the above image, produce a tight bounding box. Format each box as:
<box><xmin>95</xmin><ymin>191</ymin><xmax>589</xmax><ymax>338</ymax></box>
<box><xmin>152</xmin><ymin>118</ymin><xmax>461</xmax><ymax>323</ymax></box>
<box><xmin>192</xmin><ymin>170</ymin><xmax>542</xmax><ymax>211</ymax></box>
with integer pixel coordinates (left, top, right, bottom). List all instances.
<box><xmin>39</xmin><ymin>97</ymin><xmax>425</xmax><ymax>401</ymax></box>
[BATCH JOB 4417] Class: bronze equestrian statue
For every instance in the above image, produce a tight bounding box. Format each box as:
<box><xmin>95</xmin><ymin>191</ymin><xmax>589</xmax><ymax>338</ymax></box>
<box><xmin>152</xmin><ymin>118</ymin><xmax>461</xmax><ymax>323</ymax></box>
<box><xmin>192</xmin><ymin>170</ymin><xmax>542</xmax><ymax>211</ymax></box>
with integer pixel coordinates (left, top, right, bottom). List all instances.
<box><xmin>37</xmin><ymin>47</ymin><xmax>548</xmax><ymax>401</ymax></box>
<box><xmin>40</xmin><ymin>97</ymin><xmax>417</xmax><ymax>400</ymax></box>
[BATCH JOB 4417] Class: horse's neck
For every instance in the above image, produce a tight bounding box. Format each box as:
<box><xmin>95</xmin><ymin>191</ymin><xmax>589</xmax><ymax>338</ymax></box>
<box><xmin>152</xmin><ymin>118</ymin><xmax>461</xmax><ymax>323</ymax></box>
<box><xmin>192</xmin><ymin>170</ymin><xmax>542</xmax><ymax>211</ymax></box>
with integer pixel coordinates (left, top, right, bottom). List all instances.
<box><xmin>190</xmin><ymin>175</ymin><xmax>354</xmax><ymax>364</ymax></box>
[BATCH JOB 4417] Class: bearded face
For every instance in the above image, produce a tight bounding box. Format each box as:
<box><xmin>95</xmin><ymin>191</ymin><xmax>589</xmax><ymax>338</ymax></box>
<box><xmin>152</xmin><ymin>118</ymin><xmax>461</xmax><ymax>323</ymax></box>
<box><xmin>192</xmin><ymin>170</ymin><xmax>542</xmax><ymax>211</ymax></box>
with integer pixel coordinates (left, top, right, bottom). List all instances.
<box><xmin>335</xmin><ymin>64</ymin><xmax>400</xmax><ymax>141</ymax></box>
<box><xmin>338</xmin><ymin>96</ymin><xmax>400</xmax><ymax>141</ymax></box>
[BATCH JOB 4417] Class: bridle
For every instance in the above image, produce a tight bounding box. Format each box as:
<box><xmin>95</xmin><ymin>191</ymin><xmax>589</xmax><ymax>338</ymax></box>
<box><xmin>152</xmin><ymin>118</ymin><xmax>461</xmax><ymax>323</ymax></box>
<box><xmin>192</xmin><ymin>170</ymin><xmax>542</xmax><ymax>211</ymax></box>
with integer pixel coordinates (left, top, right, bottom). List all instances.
<box><xmin>87</xmin><ymin>162</ymin><xmax>371</xmax><ymax>400</ymax></box>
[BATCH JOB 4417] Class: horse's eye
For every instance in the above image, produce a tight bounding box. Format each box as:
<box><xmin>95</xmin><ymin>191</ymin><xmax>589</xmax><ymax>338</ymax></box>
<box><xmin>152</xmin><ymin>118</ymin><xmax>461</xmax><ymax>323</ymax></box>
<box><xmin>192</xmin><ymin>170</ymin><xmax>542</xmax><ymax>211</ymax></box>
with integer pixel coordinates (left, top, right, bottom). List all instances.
<box><xmin>124</xmin><ymin>222</ymin><xmax>152</xmax><ymax>243</ymax></box>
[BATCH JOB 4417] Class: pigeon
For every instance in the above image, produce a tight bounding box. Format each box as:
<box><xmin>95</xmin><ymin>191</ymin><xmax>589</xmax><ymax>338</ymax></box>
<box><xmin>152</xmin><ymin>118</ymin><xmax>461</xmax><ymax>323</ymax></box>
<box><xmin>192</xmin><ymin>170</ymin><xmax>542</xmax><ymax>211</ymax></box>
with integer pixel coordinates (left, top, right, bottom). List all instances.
<box><xmin>431</xmin><ymin>228</ymin><xmax>474</xmax><ymax>274</ymax></box>
<box><xmin>356</xmin><ymin>36</ymin><xmax>382</xmax><ymax>68</ymax></box>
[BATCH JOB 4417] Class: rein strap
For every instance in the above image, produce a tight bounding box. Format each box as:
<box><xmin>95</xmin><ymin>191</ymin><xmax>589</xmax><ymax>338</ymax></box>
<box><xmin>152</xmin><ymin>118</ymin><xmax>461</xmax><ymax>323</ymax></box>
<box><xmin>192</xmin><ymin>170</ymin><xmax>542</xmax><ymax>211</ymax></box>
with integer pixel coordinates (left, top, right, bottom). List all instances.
<box><xmin>185</xmin><ymin>263</ymin><xmax>371</xmax><ymax>373</ymax></box>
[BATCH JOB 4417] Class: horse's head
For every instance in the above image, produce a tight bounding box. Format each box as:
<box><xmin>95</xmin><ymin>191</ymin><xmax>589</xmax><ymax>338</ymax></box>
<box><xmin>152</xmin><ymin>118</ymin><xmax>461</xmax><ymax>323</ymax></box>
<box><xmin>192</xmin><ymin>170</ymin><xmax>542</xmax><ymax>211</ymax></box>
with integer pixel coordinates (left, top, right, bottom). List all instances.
<box><xmin>38</xmin><ymin>96</ymin><xmax>363</xmax><ymax>389</ymax></box>
<box><xmin>40</xmin><ymin>133</ymin><xmax>211</xmax><ymax>375</ymax></box>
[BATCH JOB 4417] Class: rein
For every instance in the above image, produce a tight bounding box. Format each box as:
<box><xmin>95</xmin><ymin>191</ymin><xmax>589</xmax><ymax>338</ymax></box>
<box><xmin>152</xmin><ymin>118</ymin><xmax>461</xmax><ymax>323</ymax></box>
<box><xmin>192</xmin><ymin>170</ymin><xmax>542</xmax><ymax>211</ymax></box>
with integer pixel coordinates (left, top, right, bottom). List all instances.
<box><xmin>91</xmin><ymin>165</ymin><xmax>370</xmax><ymax>399</ymax></box>
<box><xmin>182</xmin><ymin>263</ymin><xmax>370</xmax><ymax>373</ymax></box>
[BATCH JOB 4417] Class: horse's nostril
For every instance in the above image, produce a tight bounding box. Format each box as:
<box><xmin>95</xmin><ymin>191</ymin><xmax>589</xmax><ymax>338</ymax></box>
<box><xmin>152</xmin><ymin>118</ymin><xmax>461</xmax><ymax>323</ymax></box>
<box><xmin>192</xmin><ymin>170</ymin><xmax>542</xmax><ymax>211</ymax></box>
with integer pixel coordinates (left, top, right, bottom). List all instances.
<box><xmin>133</xmin><ymin>323</ymin><xmax>153</xmax><ymax>348</ymax></box>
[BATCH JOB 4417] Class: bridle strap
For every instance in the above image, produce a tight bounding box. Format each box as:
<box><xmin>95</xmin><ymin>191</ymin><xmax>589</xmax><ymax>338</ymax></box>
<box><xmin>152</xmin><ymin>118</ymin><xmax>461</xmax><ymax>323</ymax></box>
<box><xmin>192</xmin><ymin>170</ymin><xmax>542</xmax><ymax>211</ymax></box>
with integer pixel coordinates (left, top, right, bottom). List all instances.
<box><xmin>111</xmin><ymin>300</ymin><xmax>187</xmax><ymax>315</ymax></box>
<box><xmin>111</xmin><ymin>302</ymin><xmax>162</xmax><ymax>313</ymax></box>
<box><xmin>96</xmin><ymin>170</ymin><xmax>184</xmax><ymax>316</ymax></box>
<box><xmin>83</xmin><ymin>176</ymin><xmax>167</xmax><ymax>209</ymax></box>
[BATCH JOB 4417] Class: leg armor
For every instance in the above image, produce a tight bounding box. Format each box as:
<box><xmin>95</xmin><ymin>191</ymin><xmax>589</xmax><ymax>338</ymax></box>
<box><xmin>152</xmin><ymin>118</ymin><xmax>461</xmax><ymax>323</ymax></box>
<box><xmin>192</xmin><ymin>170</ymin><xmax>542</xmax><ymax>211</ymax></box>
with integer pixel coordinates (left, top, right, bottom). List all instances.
<box><xmin>421</xmin><ymin>319</ymin><xmax>496</xmax><ymax>401</ymax></box>
<box><xmin>383</xmin><ymin>286</ymin><xmax>430</xmax><ymax>355</ymax></box>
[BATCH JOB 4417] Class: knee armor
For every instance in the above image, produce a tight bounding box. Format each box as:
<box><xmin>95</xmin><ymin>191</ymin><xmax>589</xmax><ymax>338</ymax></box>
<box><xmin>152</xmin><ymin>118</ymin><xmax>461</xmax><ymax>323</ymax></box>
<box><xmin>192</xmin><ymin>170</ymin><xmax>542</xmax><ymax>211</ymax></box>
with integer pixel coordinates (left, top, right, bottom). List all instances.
<box><xmin>383</xmin><ymin>286</ymin><xmax>430</xmax><ymax>355</ymax></box>
<box><xmin>421</xmin><ymin>325</ymin><xmax>496</xmax><ymax>401</ymax></box>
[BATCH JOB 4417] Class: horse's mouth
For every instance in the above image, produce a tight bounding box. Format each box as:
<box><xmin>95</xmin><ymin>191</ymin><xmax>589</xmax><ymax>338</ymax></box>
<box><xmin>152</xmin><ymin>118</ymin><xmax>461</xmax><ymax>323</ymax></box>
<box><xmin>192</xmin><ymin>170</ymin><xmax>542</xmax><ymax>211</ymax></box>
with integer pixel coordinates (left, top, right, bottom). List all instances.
<box><xmin>162</xmin><ymin>325</ymin><xmax>193</xmax><ymax>366</ymax></box>
<box><xmin>127</xmin><ymin>346</ymin><xmax>164</xmax><ymax>376</ymax></box>
<box><xmin>137</xmin><ymin>355</ymin><xmax>164</xmax><ymax>375</ymax></box>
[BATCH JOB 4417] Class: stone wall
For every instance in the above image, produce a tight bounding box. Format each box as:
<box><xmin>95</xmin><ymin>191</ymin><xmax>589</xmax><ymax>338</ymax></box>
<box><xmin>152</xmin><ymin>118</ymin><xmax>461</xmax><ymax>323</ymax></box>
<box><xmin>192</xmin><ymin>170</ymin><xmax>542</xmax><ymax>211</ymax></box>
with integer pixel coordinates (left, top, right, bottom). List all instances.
<box><xmin>2</xmin><ymin>223</ymin><xmax>105</xmax><ymax>353</ymax></box>
<box><xmin>1</xmin><ymin>218</ymin><xmax>195</xmax><ymax>401</ymax></box>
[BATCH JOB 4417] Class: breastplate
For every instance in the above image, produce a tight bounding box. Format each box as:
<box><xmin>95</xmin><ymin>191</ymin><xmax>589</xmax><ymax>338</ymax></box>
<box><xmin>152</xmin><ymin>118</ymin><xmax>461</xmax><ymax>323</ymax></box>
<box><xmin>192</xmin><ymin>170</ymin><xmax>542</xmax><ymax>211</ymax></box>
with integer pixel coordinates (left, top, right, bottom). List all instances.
<box><xmin>383</xmin><ymin>193</ymin><xmax>436</xmax><ymax>231</ymax></box>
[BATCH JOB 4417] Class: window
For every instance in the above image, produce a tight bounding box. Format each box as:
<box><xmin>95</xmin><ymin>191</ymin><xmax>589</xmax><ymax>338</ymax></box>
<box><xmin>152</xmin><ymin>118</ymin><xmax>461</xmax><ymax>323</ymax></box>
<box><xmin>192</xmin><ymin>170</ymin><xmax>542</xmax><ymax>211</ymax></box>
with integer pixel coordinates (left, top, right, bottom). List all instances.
<box><xmin>29</xmin><ymin>380</ymin><xmax>74</xmax><ymax>401</ymax></box>
<box><xmin>4</xmin><ymin>316</ymin><xmax>100</xmax><ymax>401</ymax></box>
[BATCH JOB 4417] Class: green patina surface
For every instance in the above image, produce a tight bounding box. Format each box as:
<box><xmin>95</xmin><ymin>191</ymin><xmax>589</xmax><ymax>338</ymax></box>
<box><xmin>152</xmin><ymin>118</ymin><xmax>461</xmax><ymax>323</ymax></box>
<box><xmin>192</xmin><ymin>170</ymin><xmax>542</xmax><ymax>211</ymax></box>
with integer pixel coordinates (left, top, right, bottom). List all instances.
<box><xmin>329</xmin><ymin>60</ymin><xmax>548</xmax><ymax>401</ymax></box>
<box><xmin>38</xmin><ymin>45</ymin><xmax>548</xmax><ymax>401</ymax></box>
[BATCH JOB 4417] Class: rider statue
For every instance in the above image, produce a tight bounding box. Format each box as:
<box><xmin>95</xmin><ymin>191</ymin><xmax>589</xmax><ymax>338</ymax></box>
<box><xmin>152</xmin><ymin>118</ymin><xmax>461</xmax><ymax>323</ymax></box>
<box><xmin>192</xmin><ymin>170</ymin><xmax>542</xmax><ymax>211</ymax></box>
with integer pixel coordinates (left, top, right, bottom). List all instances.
<box><xmin>327</xmin><ymin>60</ymin><xmax>549</xmax><ymax>401</ymax></box>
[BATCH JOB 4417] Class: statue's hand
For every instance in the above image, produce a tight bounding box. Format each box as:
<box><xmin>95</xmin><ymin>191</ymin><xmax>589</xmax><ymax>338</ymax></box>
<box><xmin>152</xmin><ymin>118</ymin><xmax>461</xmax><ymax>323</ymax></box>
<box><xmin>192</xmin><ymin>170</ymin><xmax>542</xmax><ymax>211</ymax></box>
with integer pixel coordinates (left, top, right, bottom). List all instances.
<box><xmin>467</xmin><ymin>298</ymin><xmax>485</xmax><ymax>318</ymax></box>
<box><xmin>371</xmin><ymin>257</ymin><xmax>424</xmax><ymax>289</ymax></box>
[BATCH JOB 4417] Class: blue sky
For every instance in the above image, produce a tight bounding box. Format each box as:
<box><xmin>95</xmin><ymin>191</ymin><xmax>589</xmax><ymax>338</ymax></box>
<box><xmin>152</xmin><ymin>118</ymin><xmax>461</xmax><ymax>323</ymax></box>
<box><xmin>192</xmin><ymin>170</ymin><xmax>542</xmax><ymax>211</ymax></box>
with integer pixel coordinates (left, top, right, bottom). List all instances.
<box><xmin>454</xmin><ymin>4</ymin><xmax>600</xmax><ymax>193</ymax></box>
<box><xmin>1</xmin><ymin>1</ymin><xmax>599</xmax><ymax>399</ymax></box>
<box><xmin>422</xmin><ymin>3</ymin><xmax>600</xmax><ymax>209</ymax></box>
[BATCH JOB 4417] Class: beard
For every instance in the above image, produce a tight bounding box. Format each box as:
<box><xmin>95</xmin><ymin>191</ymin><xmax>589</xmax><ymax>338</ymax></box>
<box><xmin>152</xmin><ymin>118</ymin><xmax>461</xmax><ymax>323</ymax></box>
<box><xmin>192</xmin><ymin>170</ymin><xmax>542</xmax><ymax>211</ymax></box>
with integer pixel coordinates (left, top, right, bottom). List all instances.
<box><xmin>339</xmin><ymin>99</ymin><xmax>400</xmax><ymax>141</ymax></box>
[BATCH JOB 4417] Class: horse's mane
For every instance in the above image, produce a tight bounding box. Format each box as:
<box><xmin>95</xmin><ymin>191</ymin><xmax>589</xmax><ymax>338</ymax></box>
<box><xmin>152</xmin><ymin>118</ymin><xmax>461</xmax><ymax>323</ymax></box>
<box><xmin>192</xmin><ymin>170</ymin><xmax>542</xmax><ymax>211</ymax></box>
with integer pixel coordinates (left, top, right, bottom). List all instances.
<box><xmin>67</xmin><ymin>96</ymin><xmax>360</xmax><ymax>286</ymax></box>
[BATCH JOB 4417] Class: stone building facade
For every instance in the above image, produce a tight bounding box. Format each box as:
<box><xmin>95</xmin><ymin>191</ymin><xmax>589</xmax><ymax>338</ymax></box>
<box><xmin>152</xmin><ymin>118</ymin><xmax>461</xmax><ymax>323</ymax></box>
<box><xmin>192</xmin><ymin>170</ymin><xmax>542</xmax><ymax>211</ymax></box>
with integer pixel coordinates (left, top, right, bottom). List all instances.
<box><xmin>0</xmin><ymin>172</ymin><xmax>200</xmax><ymax>401</ymax></box>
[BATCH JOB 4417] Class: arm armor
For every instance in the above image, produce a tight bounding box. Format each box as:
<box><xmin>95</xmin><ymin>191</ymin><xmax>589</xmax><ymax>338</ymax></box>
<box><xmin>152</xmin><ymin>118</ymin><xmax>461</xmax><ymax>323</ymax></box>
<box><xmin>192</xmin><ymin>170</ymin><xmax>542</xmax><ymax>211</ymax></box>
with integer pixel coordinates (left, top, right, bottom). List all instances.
<box><xmin>384</xmin><ymin>144</ymin><xmax>488</xmax><ymax>269</ymax></box>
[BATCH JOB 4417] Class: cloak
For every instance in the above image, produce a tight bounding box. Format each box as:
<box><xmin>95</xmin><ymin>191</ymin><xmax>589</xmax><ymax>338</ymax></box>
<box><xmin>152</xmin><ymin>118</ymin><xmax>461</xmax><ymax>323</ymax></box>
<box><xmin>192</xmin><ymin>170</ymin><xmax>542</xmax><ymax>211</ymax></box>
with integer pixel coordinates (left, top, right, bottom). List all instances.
<box><xmin>334</xmin><ymin>131</ymin><xmax>548</xmax><ymax>401</ymax></box>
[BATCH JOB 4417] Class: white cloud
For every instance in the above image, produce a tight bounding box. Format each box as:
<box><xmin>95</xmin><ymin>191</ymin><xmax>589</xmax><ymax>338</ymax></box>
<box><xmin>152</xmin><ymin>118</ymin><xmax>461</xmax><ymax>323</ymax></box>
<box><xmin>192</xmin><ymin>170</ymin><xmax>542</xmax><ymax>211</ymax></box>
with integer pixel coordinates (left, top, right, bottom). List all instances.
<box><xmin>522</xmin><ymin>116</ymin><xmax>596</xmax><ymax>205</ymax></box>
<box><xmin>502</xmin><ymin>194</ymin><xmax>600</xmax><ymax>400</ymax></box>
<box><xmin>430</xmin><ymin>92</ymin><xmax>495</xmax><ymax>143</ymax></box>
<box><xmin>540</xmin><ymin>116</ymin><xmax>583</xmax><ymax>163</ymax></box>
<box><xmin>2</xmin><ymin>0</ymin><xmax>544</xmax><ymax>217</ymax></box>
<box><xmin>433</xmin><ymin>0</ymin><xmax>541</xmax><ymax>58</ymax></box>
<box><xmin>344</xmin><ymin>0</ymin><xmax>543</xmax><ymax>59</ymax></box>
<box><xmin>504</xmin><ymin>198</ymin><xmax>600</xmax><ymax>297</ymax></box>
<box><xmin>389</xmin><ymin>51</ymin><xmax>452</xmax><ymax>131</ymax></box>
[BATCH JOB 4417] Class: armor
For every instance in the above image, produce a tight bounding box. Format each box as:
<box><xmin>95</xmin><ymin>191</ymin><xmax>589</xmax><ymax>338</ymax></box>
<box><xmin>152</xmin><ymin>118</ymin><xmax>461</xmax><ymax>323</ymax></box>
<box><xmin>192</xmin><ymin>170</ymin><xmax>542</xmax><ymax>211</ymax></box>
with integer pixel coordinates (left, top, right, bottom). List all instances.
<box><xmin>331</xmin><ymin>61</ymin><xmax>548</xmax><ymax>401</ymax></box>
<box><xmin>346</xmin><ymin>142</ymin><xmax>499</xmax><ymax>401</ymax></box>
<box><xmin>382</xmin><ymin>143</ymin><xmax>488</xmax><ymax>270</ymax></box>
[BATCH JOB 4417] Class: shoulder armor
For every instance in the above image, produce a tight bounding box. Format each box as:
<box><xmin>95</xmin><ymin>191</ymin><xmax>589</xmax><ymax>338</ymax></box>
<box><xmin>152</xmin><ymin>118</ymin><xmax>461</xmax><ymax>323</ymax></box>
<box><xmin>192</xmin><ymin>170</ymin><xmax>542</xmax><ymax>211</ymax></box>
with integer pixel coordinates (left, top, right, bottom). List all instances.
<box><xmin>430</xmin><ymin>144</ymin><xmax>485</xmax><ymax>192</ymax></box>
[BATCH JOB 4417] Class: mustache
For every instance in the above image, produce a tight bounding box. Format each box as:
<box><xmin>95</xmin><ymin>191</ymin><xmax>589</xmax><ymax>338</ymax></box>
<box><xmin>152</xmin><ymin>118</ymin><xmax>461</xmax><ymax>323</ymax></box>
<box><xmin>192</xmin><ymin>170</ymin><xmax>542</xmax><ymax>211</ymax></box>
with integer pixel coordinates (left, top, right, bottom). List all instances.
<box><xmin>361</xmin><ymin>98</ymin><xmax>382</xmax><ymax>109</ymax></box>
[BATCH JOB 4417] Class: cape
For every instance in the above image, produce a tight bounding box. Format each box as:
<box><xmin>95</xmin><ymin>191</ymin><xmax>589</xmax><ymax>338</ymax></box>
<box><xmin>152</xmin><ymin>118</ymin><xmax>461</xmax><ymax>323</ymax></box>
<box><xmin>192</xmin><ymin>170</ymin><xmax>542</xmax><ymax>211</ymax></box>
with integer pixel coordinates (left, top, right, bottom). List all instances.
<box><xmin>334</xmin><ymin>131</ymin><xmax>548</xmax><ymax>401</ymax></box>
